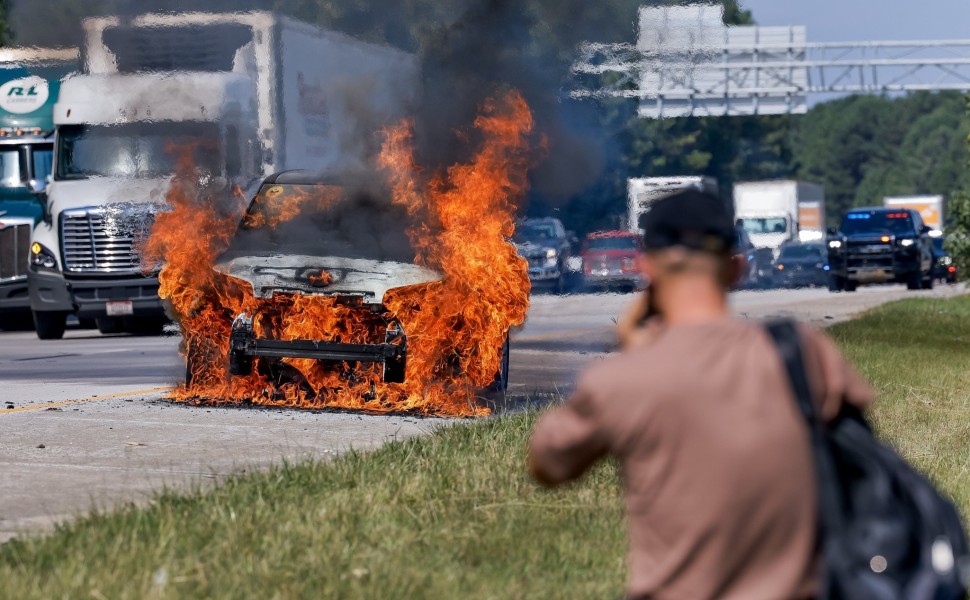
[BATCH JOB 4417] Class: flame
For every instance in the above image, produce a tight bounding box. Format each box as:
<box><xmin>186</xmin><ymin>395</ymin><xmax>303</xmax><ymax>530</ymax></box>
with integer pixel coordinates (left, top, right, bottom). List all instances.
<box><xmin>145</xmin><ymin>90</ymin><xmax>533</xmax><ymax>417</ymax></box>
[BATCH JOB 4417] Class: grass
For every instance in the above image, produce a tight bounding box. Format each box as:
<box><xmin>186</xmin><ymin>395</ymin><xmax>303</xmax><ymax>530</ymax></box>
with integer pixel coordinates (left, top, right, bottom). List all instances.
<box><xmin>3</xmin><ymin>296</ymin><xmax>970</xmax><ymax>598</ymax></box>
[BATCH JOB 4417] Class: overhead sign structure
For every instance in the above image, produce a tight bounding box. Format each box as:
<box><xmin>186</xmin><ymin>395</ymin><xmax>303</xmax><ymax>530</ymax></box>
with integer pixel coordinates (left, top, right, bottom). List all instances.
<box><xmin>571</xmin><ymin>5</ymin><xmax>970</xmax><ymax>119</ymax></box>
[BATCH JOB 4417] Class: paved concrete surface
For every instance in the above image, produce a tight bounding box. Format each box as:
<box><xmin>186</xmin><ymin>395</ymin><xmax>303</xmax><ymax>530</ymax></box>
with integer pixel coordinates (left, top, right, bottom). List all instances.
<box><xmin>0</xmin><ymin>284</ymin><xmax>963</xmax><ymax>541</ymax></box>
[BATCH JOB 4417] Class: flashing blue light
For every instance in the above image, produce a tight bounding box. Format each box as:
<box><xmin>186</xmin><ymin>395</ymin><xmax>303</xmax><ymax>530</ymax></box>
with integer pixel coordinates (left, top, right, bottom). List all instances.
<box><xmin>846</xmin><ymin>213</ymin><xmax>871</xmax><ymax>220</ymax></box>
<box><xmin>823</xmin><ymin>265</ymin><xmax>831</xmax><ymax>271</ymax></box>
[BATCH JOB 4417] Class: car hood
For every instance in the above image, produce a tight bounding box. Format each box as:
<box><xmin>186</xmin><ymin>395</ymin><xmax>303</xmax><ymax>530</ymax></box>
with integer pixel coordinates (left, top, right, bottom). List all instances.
<box><xmin>214</xmin><ymin>253</ymin><xmax>442</xmax><ymax>305</ymax></box>
<box><xmin>515</xmin><ymin>241</ymin><xmax>557</xmax><ymax>255</ymax></box>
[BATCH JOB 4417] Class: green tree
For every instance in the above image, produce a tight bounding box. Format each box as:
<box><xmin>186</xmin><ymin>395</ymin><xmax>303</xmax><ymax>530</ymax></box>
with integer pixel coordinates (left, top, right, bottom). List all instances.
<box><xmin>943</xmin><ymin>96</ymin><xmax>970</xmax><ymax>276</ymax></box>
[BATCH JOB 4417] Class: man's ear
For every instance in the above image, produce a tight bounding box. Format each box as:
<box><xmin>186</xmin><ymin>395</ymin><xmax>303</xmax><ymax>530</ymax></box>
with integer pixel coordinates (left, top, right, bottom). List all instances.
<box><xmin>726</xmin><ymin>253</ymin><xmax>746</xmax><ymax>287</ymax></box>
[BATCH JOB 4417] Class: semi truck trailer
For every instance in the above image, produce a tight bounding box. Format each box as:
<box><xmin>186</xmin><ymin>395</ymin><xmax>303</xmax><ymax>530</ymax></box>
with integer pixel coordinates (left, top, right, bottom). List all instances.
<box><xmin>27</xmin><ymin>12</ymin><xmax>417</xmax><ymax>339</ymax></box>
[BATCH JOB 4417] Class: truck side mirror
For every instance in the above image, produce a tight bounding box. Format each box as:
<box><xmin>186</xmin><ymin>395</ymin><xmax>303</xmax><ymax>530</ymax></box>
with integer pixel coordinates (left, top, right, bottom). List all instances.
<box><xmin>919</xmin><ymin>225</ymin><xmax>932</xmax><ymax>234</ymax></box>
<box><xmin>826</xmin><ymin>227</ymin><xmax>837</xmax><ymax>236</ymax></box>
<box><xmin>29</xmin><ymin>179</ymin><xmax>51</xmax><ymax>225</ymax></box>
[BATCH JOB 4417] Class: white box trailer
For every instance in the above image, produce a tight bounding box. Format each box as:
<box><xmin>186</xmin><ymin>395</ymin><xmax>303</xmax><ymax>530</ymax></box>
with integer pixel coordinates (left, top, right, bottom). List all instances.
<box><xmin>733</xmin><ymin>180</ymin><xmax>825</xmax><ymax>256</ymax></box>
<box><xmin>884</xmin><ymin>195</ymin><xmax>944</xmax><ymax>231</ymax></box>
<box><xmin>627</xmin><ymin>176</ymin><xmax>719</xmax><ymax>233</ymax></box>
<box><xmin>27</xmin><ymin>12</ymin><xmax>418</xmax><ymax>339</ymax></box>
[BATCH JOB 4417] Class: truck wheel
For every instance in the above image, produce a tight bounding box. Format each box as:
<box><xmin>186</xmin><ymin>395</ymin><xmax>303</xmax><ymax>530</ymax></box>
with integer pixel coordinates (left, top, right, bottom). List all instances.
<box><xmin>828</xmin><ymin>276</ymin><xmax>844</xmax><ymax>292</ymax></box>
<box><xmin>906</xmin><ymin>272</ymin><xmax>922</xmax><ymax>290</ymax></box>
<box><xmin>922</xmin><ymin>271</ymin><xmax>934</xmax><ymax>290</ymax></box>
<box><xmin>32</xmin><ymin>310</ymin><xmax>67</xmax><ymax>340</ymax></box>
<box><xmin>845</xmin><ymin>281</ymin><xmax>858</xmax><ymax>292</ymax></box>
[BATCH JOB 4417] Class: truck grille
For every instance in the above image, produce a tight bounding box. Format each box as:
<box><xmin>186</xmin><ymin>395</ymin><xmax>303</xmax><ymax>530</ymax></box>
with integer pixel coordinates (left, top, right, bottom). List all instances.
<box><xmin>0</xmin><ymin>223</ymin><xmax>30</xmax><ymax>281</ymax></box>
<box><xmin>61</xmin><ymin>209</ymin><xmax>139</xmax><ymax>274</ymax></box>
<box><xmin>845</xmin><ymin>239</ymin><xmax>893</xmax><ymax>270</ymax></box>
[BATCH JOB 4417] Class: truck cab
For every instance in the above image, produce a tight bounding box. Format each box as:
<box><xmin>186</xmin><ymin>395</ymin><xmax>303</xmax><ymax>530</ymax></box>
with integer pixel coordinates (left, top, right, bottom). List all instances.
<box><xmin>0</xmin><ymin>51</ymin><xmax>77</xmax><ymax>329</ymax></box>
<box><xmin>27</xmin><ymin>73</ymin><xmax>260</xmax><ymax>339</ymax></box>
<box><xmin>826</xmin><ymin>207</ymin><xmax>934</xmax><ymax>292</ymax></box>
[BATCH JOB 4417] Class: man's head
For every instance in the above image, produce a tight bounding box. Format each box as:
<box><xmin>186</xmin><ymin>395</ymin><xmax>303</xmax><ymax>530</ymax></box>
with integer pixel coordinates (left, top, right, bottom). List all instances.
<box><xmin>638</xmin><ymin>189</ymin><xmax>743</xmax><ymax>293</ymax></box>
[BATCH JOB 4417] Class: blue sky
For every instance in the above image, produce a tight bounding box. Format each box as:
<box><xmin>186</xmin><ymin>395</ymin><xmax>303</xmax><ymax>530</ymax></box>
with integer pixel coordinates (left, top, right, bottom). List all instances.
<box><xmin>740</xmin><ymin>0</ymin><xmax>970</xmax><ymax>42</ymax></box>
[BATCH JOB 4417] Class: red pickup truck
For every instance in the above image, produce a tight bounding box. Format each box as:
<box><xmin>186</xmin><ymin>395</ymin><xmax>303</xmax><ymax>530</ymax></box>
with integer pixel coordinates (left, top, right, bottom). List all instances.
<box><xmin>581</xmin><ymin>231</ymin><xmax>644</xmax><ymax>293</ymax></box>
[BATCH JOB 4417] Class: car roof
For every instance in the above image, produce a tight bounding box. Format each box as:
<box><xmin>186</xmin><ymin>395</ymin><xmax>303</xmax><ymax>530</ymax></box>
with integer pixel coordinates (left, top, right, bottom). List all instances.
<box><xmin>847</xmin><ymin>206</ymin><xmax>914</xmax><ymax>214</ymax></box>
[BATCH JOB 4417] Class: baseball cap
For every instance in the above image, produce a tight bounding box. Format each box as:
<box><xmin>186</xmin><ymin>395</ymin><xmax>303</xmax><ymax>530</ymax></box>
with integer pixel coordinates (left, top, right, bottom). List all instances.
<box><xmin>640</xmin><ymin>189</ymin><xmax>735</xmax><ymax>254</ymax></box>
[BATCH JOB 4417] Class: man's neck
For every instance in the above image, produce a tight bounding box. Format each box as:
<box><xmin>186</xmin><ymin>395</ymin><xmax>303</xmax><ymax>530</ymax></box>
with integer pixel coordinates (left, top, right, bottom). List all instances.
<box><xmin>656</xmin><ymin>277</ymin><xmax>730</xmax><ymax>326</ymax></box>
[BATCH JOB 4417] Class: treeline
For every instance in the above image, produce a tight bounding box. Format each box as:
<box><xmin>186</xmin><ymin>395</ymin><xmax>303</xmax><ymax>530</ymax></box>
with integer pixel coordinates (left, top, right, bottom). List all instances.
<box><xmin>578</xmin><ymin>91</ymin><xmax>970</xmax><ymax>231</ymax></box>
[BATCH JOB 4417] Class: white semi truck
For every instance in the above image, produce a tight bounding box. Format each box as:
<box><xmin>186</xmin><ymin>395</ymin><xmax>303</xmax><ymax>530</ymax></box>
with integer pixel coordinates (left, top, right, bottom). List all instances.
<box><xmin>27</xmin><ymin>12</ymin><xmax>417</xmax><ymax>339</ymax></box>
<box><xmin>733</xmin><ymin>180</ymin><xmax>826</xmax><ymax>257</ymax></box>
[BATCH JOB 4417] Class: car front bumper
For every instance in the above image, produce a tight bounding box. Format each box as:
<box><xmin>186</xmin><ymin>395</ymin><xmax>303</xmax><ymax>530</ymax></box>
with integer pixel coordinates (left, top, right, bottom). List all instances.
<box><xmin>29</xmin><ymin>269</ymin><xmax>166</xmax><ymax>318</ymax></box>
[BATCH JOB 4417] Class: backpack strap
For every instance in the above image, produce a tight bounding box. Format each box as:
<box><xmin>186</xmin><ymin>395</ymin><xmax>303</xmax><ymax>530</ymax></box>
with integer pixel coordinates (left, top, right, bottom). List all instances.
<box><xmin>764</xmin><ymin>320</ymin><xmax>847</xmax><ymax>534</ymax></box>
<box><xmin>764</xmin><ymin>320</ymin><xmax>818</xmax><ymax>424</ymax></box>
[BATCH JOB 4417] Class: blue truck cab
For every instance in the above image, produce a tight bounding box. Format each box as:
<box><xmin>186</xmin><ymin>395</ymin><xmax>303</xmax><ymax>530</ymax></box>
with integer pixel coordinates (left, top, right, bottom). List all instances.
<box><xmin>0</xmin><ymin>50</ymin><xmax>76</xmax><ymax>328</ymax></box>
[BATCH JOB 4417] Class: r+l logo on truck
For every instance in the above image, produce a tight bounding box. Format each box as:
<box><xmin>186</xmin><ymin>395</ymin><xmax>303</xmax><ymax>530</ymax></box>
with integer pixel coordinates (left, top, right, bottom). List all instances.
<box><xmin>0</xmin><ymin>77</ymin><xmax>50</xmax><ymax>115</ymax></box>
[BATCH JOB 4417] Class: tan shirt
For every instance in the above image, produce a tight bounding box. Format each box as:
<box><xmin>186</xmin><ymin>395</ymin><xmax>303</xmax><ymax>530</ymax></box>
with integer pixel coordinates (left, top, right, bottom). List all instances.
<box><xmin>529</xmin><ymin>319</ymin><xmax>874</xmax><ymax>599</ymax></box>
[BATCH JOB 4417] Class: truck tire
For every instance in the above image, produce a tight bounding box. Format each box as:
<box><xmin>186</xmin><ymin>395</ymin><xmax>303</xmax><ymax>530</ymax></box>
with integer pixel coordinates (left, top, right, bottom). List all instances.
<box><xmin>829</xmin><ymin>276</ymin><xmax>845</xmax><ymax>292</ymax></box>
<box><xmin>922</xmin><ymin>270</ymin><xmax>934</xmax><ymax>290</ymax></box>
<box><xmin>844</xmin><ymin>280</ymin><xmax>858</xmax><ymax>292</ymax></box>
<box><xmin>33</xmin><ymin>310</ymin><xmax>67</xmax><ymax>340</ymax></box>
<box><xmin>907</xmin><ymin>272</ymin><xmax>922</xmax><ymax>290</ymax></box>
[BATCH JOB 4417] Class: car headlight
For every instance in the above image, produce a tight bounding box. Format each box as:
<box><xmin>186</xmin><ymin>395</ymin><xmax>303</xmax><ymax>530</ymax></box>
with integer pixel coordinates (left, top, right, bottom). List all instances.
<box><xmin>545</xmin><ymin>248</ymin><xmax>557</xmax><ymax>259</ymax></box>
<box><xmin>828</xmin><ymin>240</ymin><xmax>842</xmax><ymax>249</ymax></box>
<box><xmin>899</xmin><ymin>238</ymin><xmax>914</xmax><ymax>247</ymax></box>
<box><xmin>30</xmin><ymin>242</ymin><xmax>57</xmax><ymax>269</ymax></box>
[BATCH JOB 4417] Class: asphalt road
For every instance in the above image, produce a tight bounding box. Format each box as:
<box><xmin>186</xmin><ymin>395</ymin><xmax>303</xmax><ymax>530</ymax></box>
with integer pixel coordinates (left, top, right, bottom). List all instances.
<box><xmin>0</xmin><ymin>283</ymin><xmax>963</xmax><ymax>542</ymax></box>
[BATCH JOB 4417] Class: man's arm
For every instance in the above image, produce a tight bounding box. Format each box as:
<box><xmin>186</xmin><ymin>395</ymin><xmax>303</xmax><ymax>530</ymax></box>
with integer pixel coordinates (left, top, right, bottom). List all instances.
<box><xmin>528</xmin><ymin>377</ymin><xmax>609</xmax><ymax>487</ymax></box>
<box><xmin>799</xmin><ymin>325</ymin><xmax>875</xmax><ymax>421</ymax></box>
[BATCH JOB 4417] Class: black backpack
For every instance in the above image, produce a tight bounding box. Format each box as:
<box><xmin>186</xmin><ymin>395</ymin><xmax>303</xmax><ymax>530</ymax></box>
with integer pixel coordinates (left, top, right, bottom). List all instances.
<box><xmin>765</xmin><ymin>320</ymin><xmax>970</xmax><ymax>599</ymax></box>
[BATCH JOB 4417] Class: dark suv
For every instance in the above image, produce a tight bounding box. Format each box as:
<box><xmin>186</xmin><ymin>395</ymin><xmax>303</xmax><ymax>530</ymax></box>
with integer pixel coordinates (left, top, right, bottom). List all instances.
<box><xmin>826</xmin><ymin>208</ymin><xmax>934</xmax><ymax>292</ymax></box>
<box><xmin>514</xmin><ymin>217</ymin><xmax>573</xmax><ymax>294</ymax></box>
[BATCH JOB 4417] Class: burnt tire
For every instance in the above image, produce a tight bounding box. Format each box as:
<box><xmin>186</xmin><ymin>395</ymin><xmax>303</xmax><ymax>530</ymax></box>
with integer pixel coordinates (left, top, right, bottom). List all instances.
<box><xmin>484</xmin><ymin>334</ymin><xmax>511</xmax><ymax>395</ymax></box>
<box><xmin>33</xmin><ymin>310</ymin><xmax>67</xmax><ymax>340</ymax></box>
<box><xmin>228</xmin><ymin>349</ymin><xmax>253</xmax><ymax>377</ymax></box>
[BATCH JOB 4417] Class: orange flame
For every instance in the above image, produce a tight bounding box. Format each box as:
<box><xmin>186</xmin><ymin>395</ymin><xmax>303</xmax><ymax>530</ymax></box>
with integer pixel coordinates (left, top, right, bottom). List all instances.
<box><xmin>145</xmin><ymin>90</ymin><xmax>533</xmax><ymax>417</ymax></box>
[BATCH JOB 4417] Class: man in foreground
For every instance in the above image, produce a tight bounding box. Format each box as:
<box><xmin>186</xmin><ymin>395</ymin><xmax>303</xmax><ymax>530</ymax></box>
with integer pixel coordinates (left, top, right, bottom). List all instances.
<box><xmin>528</xmin><ymin>190</ymin><xmax>874</xmax><ymax>599</ymax></box>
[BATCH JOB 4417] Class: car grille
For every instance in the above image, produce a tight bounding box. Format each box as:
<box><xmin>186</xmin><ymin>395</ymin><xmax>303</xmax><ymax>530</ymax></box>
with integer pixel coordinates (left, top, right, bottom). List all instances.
<box><xmin>0</xmin><ymin>223</ymin><xmax>29</xmax><ymax>280</ymax></box>
<box><xmin>61</xmin><ymin>209</ymin><xmax>139</xmax><ymax>274</ymax></box>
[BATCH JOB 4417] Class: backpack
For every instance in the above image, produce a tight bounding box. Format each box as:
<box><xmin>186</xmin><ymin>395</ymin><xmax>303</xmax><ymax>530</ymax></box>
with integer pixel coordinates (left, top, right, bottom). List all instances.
<box><xmin>765</xmin><ymin>320</ymin><xmax>970</xmax><ymax>599</ymax></box>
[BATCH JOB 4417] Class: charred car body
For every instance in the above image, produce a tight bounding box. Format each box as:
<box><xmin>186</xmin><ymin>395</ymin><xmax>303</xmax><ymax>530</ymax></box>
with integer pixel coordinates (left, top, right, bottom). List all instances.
<box><xmin>826</xmin><ymin>207</ymin><xmax>934</xmax><ymax>292</ymax></box>
<box><xmin>192</xmin><ymin>171</ymin><xmax>509</xmax><ymax>396</ymax></box>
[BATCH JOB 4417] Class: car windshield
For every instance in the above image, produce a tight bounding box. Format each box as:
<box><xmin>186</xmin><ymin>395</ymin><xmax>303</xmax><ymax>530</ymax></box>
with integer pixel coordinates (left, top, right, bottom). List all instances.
<box><xmin>740</xmin><ymin>217</ymin><xmax>788</xmax><ymax>235</ymax></box>
<box><xmin>515</xmin><ymin>223</ymin><xmax>557</xmax><ymax>243</ymax></box>
<box><xmin>223</xmin><ymin>183</ymin><xmax>416</xmax><ymax>263</ymax></box>
<box><xmin>779</xmin><ymin>245</ymin><xmax>823</xmax><ymax>260</ymax></box>
<box><xmin>841</xmin><ymin>211</ymin><xmax>914</xmax><ymax>235</ymax></box>
<box><xmin>585</xmin><ymin>236</ymin><xmax>638</xmax><ymax>251</ymax></box>
<box><xmin>0</xmin><ymin>148</ymin><xmax>24</xmax><ymax>187</ymax></box>
<box><xmin>56</xmin><ymin>123</ymin><xmax>223</xmax><ymax>180</ymax></box>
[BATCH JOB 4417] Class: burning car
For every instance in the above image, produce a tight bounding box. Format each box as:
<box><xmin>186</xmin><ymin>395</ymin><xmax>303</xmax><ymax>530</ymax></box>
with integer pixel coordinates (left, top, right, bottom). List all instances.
<box><xmin>183</xmin><ymin>170</ymin><xmax>510</xmax><ymax>405</ymax></box>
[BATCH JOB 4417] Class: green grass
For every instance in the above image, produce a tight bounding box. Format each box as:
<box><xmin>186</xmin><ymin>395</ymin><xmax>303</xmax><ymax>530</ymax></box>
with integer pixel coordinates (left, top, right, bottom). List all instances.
<box><xmin>4</xmin><ymin>296</ymin><xmax>970</xmax><ymax>599</ymax></box>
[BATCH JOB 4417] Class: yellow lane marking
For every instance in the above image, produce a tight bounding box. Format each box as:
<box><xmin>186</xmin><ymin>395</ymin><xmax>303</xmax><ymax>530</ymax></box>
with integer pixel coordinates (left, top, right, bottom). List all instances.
<box><xmin>512</xmin><ymin>326</ymin><xmax>613</xmax><ymax>343</ymax></box>
<box><xmin>1</xmin><ymin>387</ymin><xmax>169</xmax><ymax>415</ymax></box>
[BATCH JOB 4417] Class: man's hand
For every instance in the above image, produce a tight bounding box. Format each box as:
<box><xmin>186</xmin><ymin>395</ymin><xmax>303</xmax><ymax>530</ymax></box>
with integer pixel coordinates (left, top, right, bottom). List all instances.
<box><xmin>617</xmin><ymin>291</ymin><xmax>664</xmax><ymax>350</ymax></box>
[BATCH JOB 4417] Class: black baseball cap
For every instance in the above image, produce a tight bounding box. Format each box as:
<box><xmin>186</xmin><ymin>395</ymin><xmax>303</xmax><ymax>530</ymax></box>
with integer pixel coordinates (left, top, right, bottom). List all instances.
<box><xmin>640</xmin><ymin>189</ymin><xmax>735</xmax><ymax>254</ymax></box>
